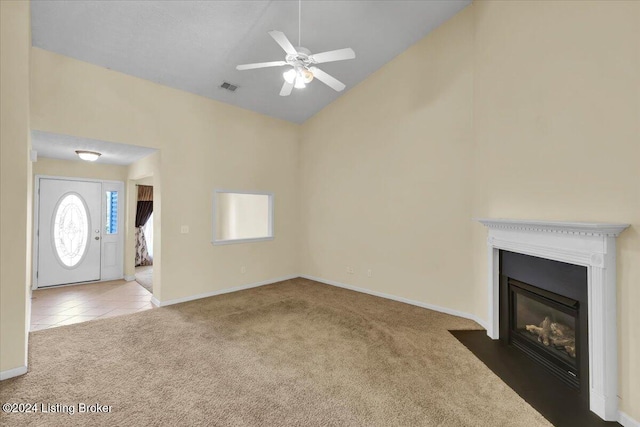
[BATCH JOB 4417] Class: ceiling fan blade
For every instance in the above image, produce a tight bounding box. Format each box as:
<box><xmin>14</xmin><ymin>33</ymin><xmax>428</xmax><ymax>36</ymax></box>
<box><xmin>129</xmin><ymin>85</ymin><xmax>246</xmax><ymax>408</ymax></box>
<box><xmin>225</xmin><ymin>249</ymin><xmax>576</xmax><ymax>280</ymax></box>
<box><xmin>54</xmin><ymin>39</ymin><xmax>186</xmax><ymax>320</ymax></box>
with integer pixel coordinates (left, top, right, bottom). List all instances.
<box><xmin>310</xmin><ymin>48</ymin><xmax>355</xmax><ymax>64</ymax></box>
<box><xmin>268</xmin><ymin>30</ymin><xmax>298</xmax><ymax>56</ymax></box>
<box><xmin>236</xmin><ymin>61</ymin><xmax>287</xmax><ymax>71</ymax></box>
<box><xmin>279</xmin><ymin>80</ymin><xmax>294</xmax><ymax>96</ymax></box>
<box><xmin>310</xmin><ymin>67</ymin><xmax>346</xmax><ymax>92</ymax></box>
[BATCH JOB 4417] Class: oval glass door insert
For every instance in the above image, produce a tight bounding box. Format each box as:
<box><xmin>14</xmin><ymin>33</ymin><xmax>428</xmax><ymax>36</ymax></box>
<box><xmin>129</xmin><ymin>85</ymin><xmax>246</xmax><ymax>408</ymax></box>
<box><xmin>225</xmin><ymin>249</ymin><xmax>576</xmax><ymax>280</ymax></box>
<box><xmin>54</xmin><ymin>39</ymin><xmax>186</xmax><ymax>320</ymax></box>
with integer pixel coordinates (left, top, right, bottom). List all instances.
<box><xmin>52</xmin><ymin>193</ymin><xmax>90</xmax><ymax>267</ymax></box>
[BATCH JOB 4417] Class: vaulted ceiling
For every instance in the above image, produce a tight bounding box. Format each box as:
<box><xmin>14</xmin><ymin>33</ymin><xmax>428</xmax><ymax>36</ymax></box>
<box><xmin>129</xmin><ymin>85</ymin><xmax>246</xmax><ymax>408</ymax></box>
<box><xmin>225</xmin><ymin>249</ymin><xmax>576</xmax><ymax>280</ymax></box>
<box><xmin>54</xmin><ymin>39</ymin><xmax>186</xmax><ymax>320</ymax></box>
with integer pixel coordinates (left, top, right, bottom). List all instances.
<box><xmin>31</xmin><ymin>0</ymin><xmax>470</xmax><ymax>124</ymax></box>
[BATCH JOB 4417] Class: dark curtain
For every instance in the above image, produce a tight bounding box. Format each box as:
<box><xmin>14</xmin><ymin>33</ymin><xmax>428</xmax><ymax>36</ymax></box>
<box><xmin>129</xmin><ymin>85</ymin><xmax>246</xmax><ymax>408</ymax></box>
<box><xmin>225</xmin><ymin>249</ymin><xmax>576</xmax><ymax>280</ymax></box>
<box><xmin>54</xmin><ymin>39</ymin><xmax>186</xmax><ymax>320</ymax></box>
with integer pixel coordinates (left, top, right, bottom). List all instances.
<box><xmin>135</xmin><ymin>185</ymin><xmax>153</xmax><ymax>266</ymax></box>
<box><xmin>135</xmin><ymin>185</ymin><xmax>153</xmax><ymax>227</ymax></box>
<box><xmin>136</xmin><ymin>202</ymin><xmax>153</xmax><ymax>227</ymax></box>
<box><xmin>135</xmin><ymin>228</ymin><xmax>152</xmax><ymax>266</ymax></box>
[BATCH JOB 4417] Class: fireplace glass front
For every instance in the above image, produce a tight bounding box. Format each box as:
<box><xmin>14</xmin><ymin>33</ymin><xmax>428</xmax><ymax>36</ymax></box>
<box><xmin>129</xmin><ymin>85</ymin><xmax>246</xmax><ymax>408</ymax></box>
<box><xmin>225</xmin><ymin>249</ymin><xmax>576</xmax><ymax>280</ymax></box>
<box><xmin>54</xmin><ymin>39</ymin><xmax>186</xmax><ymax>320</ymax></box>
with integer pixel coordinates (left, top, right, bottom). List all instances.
<box><xmin>509</xmin><ymin>279</ymin><xmax>580</xmax><ymax>388</ymax></box>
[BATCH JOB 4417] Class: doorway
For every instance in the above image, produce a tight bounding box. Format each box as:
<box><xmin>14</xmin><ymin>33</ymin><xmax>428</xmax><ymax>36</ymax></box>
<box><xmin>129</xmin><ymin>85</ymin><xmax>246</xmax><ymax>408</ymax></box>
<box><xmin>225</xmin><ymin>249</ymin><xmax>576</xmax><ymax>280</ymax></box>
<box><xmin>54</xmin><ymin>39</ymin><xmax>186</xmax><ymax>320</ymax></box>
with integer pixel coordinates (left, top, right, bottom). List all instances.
<box><xmin>133</xmin><ymin>181</ymin><xmax>154</xmax><ymax>294</ymax></box>
<box><xmin>34</xmin><ymin>176</ymin><xmax>124</xmax><ymax>288</ymax></box>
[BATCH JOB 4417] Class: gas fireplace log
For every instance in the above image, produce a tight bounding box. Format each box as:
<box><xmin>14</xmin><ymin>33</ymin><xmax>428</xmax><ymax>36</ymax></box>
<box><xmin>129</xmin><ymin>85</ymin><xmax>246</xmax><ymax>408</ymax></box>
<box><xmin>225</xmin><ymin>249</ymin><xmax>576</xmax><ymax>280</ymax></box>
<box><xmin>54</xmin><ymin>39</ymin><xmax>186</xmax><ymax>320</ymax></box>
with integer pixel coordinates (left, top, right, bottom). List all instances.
<box><xmin>525</xmin><ymin>325</ymin><xmax>543</xmax><ymax>334</ymax></box>
<box><xmin>526</xmin><ymin>317</ymin><xmax>577</xmax><ymax>358</ymax></box>
<box><xmin>551</xmin><ymin>336</ymin><xmax>577</xmax><ymax>358</ymax></box>
<box><xmin>550</xmin><ymin>337</ymin><xmax>574</xmax><ymax>347</ymax></box>
<box><xmin>539</xmin><ymin>316</ymin><xmax>552</xmax><ymax>346</ymax></box>
<box><xmin>526</xmin><ymin>319</ymin><xmax>551</xmax><ymax>345</ymax></box>
<box><xmin>550</xmin><ymin>322</ymin><xmax>574</xmax><ymax>338</ymax></box>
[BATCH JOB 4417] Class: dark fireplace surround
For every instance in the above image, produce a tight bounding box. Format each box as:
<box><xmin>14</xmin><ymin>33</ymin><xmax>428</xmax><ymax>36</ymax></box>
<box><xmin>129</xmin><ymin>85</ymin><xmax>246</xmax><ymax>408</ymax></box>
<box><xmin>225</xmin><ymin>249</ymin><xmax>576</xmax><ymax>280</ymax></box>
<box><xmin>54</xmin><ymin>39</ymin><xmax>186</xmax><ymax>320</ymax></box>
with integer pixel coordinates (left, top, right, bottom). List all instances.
<box><xmin>499</xmin><ymin>250</ymin><xmax>589</xmax><ymax>400</ymax></box>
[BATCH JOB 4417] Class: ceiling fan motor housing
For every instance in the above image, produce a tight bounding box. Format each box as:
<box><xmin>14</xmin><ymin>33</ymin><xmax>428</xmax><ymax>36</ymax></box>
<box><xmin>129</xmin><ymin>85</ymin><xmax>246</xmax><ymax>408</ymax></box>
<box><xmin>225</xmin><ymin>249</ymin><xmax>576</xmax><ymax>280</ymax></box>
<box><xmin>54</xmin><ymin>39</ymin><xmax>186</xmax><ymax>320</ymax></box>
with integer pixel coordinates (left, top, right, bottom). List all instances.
<box><xmin>286</xmin><ymin>47</ymin><xmax>314</xmax><ymax>69</ymax></box>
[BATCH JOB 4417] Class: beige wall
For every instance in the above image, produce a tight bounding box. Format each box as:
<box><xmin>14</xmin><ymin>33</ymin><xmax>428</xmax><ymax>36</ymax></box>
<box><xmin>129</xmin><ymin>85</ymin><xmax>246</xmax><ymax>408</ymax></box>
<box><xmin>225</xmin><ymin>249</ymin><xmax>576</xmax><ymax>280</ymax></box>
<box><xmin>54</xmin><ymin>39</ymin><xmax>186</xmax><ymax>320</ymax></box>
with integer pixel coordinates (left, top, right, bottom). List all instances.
<box><xmin>135</xmin><ymin>176</ymin><xmax>154</xmax><ymax>186</ymax></box>
<box><xmin>299</xmin><ymin>0</ymin><xmax>639</xmax><ymax>418</ymax></box>
<box><xmin>33</xmin><ymin>157</ymin><xmax>128</xmax><ymax>182</ymax></box>
<box><xmin>31</xmin><ymin>48</ymin><xmax>300</xmax><ymax>303</ymax></box>
<box><xmin>471</xmin><ymin>1</ymin><xmax>640</xmax><ymax>418</ymax></box>
<box><xmin>0</xmin><ymin>1</ymin><xmax>32</xmax><ymax>374</ymax></box>
<box><xmin>300</xmin><ymin>6</ymin><xmax>475</xmax><ymax>314</ymax></box>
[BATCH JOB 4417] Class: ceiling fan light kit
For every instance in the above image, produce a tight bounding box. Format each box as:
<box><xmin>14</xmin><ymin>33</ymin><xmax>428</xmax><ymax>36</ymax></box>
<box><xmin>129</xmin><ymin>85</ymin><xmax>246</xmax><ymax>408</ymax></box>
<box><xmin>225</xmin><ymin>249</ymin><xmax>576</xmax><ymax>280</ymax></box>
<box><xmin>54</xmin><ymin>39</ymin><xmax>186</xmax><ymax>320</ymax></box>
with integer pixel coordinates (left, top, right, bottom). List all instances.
<box><xmin>236</xmin><ymin>1</ymin><xmax>355</xmax><ymax>96</ymax></box>
<box><xmin>284</xmin><ymin>68</ymin><xmax>313</xmax><ymax>86</ymax></box>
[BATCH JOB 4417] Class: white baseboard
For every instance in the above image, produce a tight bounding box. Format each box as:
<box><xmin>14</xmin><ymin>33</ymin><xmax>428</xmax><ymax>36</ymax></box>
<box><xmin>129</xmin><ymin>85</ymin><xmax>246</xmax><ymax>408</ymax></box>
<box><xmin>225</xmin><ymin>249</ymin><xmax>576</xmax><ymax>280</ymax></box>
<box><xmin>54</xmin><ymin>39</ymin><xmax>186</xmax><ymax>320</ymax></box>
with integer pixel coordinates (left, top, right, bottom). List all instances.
<box><xmin>152</xmin><ymin>274</ymin><xmax>298</xmax><ymax>307</ymax></box>
<box><xmin>620</xmin><ymin>411</ymin><xmax>640</xmax><ymax>427</ymax></box>
<box><xmin>0</xmin><ymin>365</ymin><xmax>27</xmax><ymax>381</ymax></box>
<box><xmin>124</xmin><ymin>275</ymin><xmax>136</xmax><ymax>282</ymax></box>
<box><xmin>299</xmin><ymin>274</ymin><xmax>488</xmax><ymax>330</ymax></box>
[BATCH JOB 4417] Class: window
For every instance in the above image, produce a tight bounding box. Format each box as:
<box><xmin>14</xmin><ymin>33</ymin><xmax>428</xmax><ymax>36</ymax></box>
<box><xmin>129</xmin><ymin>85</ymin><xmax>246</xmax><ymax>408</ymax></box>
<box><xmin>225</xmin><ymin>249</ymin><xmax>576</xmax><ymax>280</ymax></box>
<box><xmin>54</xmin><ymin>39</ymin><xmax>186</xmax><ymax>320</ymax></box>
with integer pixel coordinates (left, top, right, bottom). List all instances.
<box><xmin>105</xmin><ymin>191</ymin><xmax>118</xmax><ymax>234</ymax></box>
<box><xmin>53</xmin><ymin>193</ymin><xmax>89</xmax><ymax>267</ymax></box>
<box><xmin>213</xmin><ymin>190</ymin><xmax>273</xmax><ymax>245</ymax></box>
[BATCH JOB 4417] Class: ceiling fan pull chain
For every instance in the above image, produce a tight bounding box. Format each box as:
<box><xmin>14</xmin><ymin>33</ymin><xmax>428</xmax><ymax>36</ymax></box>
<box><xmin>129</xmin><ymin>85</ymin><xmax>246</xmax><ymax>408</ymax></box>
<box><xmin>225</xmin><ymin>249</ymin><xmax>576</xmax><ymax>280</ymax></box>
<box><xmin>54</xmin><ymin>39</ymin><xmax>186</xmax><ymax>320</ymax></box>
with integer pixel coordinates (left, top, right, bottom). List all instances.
<box><xmin>298</xmin><ymin>0</ymin><xmax>301</xmax><ymax>47</ymax></box>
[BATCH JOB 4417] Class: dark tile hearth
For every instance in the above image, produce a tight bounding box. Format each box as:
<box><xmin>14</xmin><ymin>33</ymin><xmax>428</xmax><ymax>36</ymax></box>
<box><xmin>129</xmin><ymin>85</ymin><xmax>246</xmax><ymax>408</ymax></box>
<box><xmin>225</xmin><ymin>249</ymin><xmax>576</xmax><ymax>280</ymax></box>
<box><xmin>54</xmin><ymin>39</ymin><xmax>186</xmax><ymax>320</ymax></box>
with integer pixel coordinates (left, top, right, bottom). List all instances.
<box><xmin>450</xmin><ymin>330</ymin><xmax>619</xmax><ymax>427</ymax></box>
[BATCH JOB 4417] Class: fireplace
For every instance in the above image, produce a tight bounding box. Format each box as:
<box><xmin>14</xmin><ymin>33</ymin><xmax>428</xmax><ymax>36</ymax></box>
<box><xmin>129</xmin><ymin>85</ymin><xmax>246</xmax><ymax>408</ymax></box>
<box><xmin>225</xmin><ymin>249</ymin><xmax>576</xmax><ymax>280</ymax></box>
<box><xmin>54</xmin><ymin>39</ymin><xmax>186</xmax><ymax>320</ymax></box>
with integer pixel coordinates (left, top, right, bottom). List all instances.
<box><xmin>499</xmin><ymin>251</ymin><xmax>587</xmax><ymax>395</ymax></box>
<box><xmin>477</xmin><ymin>218</ymin><xmax>629</xmax><ymax>421</ymax></box>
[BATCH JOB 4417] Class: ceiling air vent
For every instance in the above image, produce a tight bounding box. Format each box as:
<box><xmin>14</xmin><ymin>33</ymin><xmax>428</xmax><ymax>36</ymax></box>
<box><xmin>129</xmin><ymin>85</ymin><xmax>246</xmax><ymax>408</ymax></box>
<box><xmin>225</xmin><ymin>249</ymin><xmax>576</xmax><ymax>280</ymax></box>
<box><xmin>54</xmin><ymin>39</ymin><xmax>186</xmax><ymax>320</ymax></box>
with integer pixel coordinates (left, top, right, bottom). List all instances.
<box><xmin>220</xmin><ymin>82</ymin><xmax>238</xmax><ymax>92</ymax></box>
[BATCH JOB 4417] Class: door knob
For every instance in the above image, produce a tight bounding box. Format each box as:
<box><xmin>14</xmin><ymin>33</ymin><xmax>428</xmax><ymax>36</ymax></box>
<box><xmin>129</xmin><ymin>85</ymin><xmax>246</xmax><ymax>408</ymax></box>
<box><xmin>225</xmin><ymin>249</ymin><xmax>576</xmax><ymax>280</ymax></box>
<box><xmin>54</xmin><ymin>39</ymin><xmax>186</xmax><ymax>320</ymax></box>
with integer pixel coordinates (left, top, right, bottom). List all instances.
<box><xmin>95</xmin><ymin>236</ymin><xmax>100</xmax><ymax>240</ymax></box>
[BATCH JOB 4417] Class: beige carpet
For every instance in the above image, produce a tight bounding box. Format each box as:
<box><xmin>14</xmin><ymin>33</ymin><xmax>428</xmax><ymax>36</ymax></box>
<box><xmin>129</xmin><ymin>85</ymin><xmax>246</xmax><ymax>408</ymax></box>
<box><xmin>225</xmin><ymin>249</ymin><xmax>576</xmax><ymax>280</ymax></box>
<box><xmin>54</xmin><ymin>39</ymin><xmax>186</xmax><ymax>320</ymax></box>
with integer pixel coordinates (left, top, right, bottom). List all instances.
<box><xmin>0</xmin><ymin>278</ymin><xmax>550</xmax><ymax>426</ymax></box>
<box><xmin>134</xmin><ymin>265</ymin><xmax>153</xmax><ymax>293</ymax></box>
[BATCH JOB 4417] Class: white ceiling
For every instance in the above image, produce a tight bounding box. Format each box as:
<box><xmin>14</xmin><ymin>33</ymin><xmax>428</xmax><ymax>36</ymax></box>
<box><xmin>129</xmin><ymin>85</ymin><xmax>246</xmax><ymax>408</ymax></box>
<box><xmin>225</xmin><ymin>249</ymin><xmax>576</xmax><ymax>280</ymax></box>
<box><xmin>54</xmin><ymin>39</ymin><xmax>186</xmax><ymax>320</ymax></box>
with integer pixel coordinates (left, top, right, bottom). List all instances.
<box><xmin>32</xmin><ymin>130</ymin><xmax>157</xmax><ymax>165</ymax></box>
<box><xmin>31</xmin><ymin>0</ymin><xmax>471</xmax><ymax>124</ymax></box>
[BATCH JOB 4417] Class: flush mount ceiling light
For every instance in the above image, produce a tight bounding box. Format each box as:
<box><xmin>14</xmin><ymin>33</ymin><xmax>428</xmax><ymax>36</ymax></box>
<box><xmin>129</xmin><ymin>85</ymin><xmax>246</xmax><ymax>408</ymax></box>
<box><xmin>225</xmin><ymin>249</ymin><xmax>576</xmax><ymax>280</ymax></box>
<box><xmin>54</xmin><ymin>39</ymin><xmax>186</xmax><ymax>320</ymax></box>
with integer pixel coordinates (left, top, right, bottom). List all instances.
<box><xmin>75</xmin><ymin>150</ymin><xmax>101</xmax><ymax>162</ymax></box>
<box><xmin>235</xmin><ymin>0</ymin><xmax>355</xmax><ymax>96</ymax></box>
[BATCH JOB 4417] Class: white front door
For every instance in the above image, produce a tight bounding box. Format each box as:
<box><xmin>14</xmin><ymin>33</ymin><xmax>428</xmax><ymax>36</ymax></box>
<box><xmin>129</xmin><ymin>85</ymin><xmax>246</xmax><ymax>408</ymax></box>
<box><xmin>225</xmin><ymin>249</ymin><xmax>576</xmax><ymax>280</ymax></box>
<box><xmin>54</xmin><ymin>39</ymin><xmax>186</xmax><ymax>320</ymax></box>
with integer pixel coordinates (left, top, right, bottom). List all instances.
<box><xmin>37</xmin><ymin>179</ymin><xmax>102</xmax><ymax>287</ymax></box>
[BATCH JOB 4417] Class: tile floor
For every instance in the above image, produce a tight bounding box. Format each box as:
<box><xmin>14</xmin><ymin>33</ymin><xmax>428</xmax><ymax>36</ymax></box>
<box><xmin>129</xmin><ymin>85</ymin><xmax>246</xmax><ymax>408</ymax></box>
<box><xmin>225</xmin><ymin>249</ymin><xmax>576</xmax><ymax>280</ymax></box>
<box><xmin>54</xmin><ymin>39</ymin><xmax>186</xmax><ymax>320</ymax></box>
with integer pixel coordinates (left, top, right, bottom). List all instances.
<box><xmin>30</xmin><ymin>280</ymin><xmax>155</xmax><ymax>331</ymax></box>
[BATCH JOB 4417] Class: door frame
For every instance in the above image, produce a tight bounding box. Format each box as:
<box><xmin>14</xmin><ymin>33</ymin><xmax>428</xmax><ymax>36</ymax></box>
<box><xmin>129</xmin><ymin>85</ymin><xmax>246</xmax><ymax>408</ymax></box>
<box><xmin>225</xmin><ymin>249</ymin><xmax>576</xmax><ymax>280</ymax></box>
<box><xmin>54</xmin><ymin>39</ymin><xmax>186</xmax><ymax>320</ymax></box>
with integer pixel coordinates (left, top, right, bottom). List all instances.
<box><xmin>32</xmin><ymin>175</ymin><xmax>125</xmax><ymax>290</ymax></box>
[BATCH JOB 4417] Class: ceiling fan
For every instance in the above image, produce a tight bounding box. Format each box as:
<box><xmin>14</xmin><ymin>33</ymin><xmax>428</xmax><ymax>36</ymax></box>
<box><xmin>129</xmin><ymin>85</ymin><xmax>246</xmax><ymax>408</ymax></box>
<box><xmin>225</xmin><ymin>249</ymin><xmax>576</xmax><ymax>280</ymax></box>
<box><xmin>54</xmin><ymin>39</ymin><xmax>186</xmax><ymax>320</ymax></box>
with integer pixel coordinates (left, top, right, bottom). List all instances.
<box><xmin>236</xmin><ymin>2</ymin><xmax>355</xmax><ymax>96</ymax></box>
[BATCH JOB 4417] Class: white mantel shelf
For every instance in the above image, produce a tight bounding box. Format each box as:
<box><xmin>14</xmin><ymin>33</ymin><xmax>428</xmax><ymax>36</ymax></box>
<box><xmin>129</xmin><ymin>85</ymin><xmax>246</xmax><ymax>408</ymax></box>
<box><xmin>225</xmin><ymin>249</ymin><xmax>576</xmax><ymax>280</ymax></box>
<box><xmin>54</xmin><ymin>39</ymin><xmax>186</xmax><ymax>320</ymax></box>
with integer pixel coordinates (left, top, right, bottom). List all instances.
<box><xmin>476</xmin><ymin>218</ymin><xmax>630</xmax><ymax>422</ymax></box>
<box><xmin>476</xmin><ymin>218</ymin><xmax>629</xmax><ymax>237</ymax></box>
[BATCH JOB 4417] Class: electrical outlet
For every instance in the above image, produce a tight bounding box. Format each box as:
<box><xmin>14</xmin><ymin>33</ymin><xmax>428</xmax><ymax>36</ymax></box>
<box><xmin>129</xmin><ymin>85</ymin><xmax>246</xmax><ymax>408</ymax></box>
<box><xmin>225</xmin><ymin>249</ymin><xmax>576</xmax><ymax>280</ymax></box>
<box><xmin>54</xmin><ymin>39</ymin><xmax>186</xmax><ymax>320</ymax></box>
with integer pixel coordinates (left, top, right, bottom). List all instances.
<box><xmin>180</xmin><ymin>225</ymin><xmax>189</xmax><ymax>234</ymax></box>
<box><xmin>240</xmin><ymin>266</ymin><xmax>247</xmax><ymax>274</ymax></box>
<box><xmin>367</xmin><ymin>269</ymin><xmax>372</xmax><ymax>277</ymax></box>
<box><xmin>346</xmin><ymin>266</ymin><xmax>354</xmax><ymax>274</ymax></box>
